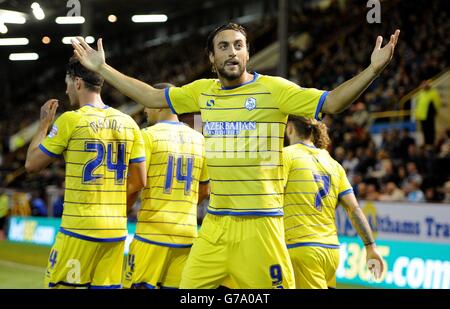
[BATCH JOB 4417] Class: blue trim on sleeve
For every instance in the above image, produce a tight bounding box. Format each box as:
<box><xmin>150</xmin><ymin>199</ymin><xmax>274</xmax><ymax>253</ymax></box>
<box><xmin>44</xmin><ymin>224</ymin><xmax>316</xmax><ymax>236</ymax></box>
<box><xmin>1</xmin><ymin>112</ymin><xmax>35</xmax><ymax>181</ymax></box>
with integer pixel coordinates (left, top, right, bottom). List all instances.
<box><xmin>132</xmin><ymin>282</ymin><xmax>156</xmax><ymax>289</ymax></box>
<box><xmin>221</xmin><ymin>72</ymin><xmax>260</xmax><ymax>90</ymax></box>
<box><xmin>314</xmin><ymin>91</ymin><xmax>329</xmax><ymax>120</ymax></box>
<box><xmin>199</xmin><ymin>179</ymin><xmax>210</xmax><ymax>184</ymax></box>
<box><xmin>165</xmin><ymin>87</ymin><xmax>178</xmax><ymax>115</ymax></box>
<box><xmin>134</xmin><ymin>235</ymin><xmax>192</xmax><ymax>248</ymax></box>
<box><xmin>287</xmin><ymin>242</ymin><xmax>340</xmax><ymax>249</ymax></box>
<box><xmin>38</xmin><ymin>144</ymin><xmax>62</xmax><ymax>158</ymax></box>
<box><xmin>338</xmin><ymin>189</ymin><xmax>354</xmax><ymax>199</ymax></box>
<box><xmin>129</xmin><ymin>156</ymin><xmax>146</xmax><ymax>163</ymax></box>
<box><xmin>59</xmin><ymin>227</ymin><xmax>126</xmax><ymax>242</ymax></box>
<box><xmin>90</xmin><ymin>284</ymin><xmax>122</xmax><ymax>289</ymax></box>
<box><xmin>207</xmin><ymin>209</ymin><xmax>283</xmax><ymax>216</ymax></box>
<box><xmin>160</xmin><ymin>285</ymin><xmax>178</xmax><ymax>289</ymax></box>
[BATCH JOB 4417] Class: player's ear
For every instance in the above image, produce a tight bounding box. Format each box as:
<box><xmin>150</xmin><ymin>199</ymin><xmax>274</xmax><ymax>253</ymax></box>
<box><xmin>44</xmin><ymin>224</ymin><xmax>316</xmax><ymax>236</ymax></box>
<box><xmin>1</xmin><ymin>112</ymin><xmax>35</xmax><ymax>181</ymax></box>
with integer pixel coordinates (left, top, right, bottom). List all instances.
<box><xmin>75</xmin><ymin>77</ymin><xmax>82</xmax><ymax>90</ymax></box>
<box><xmin>208</xmin><ymin>52</ymin><xmax>214</xmax><ymax>66</ymax></box>
<box><xmin>246</xmin><ymin>43</ymin><xmax>250</xmax><ymax>61</ymax></box>
<box><xmin>286</xmin><ymin>122</ymin><xmax>292</xmax><ymax>135</ymax></box>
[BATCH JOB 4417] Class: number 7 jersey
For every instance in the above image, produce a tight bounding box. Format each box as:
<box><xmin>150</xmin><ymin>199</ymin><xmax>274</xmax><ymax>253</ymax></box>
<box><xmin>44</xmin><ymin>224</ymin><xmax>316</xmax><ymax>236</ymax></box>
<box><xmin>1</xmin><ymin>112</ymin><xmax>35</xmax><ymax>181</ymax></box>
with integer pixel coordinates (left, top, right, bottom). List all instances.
<box><xmin>40</xmin><ymin>105</ymin><xmax>146</xmax><ymax>241</ymax></box>
<box><xmin>282</xmin><ymin>143</ymin><xmax>353</xmax><ymax>247</ymax></box>
<box><xmin>136</xmin><ymin>121</ymin><xmax>209</xmax><ymax>247</ymax></box>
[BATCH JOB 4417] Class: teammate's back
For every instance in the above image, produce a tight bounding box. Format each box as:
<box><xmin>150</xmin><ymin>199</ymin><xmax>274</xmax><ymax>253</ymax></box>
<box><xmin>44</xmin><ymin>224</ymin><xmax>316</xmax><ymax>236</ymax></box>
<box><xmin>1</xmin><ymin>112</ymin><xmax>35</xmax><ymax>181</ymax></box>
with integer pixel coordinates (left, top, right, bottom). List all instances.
<box><xmin>42</xmin><ymin>105</ymin><xmax>145</xmax><ymax>240</ymax></box>
<box><xmin>283</xmin><ymin>142</ymin><xmax>351</xmax><ymax>247</ymax></box>
<box><xmin>25</xmin><ymin>56</ymin><xmax>146</xmax><ymax>288</ymax></box>
<box><xmin>136</xmin><ymin>121</ymin><xmax>208</xmax><ymax>246</ymax></box>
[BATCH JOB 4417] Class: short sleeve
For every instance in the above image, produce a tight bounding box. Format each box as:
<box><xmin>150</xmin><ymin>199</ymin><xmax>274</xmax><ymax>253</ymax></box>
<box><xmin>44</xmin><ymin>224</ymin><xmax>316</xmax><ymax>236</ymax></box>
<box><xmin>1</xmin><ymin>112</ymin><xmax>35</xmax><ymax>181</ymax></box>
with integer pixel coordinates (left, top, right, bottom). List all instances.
<box><xmin>40</xmin><ymin>112</ymin><xmax>77</xmax><ymax>158</ymax></box>
<box><xmin>141</xmin><ymin>129</ymin><xmax>154</xmax><ymax>172</ymax></box>
<box><xmin>337</xmin><ymin>164</ymin><xmax>353</xmax><ymax>200</ymax></box>
<box><xmin>165</xmin><ymin>79</ymin><xmax>211</xmax><ymax>115</ymax></box>
<box><xmin>129</xmin><ymin>123</ymin><xmax>146</xmax><ymax>164</ymax></box>
<box><xmin>199</xmin><ymin>140</ymin><xmax>209</xmax><ymax>183</ymax></box>
<box><xmin>271</xmin><ymin>77</ymin><xmax>329</xmax><ymax>120</ymax></box>
<box><xmin>282</xmin><ymin>147</ymin><xmax>293</xmax><ymax>187</ymax></box>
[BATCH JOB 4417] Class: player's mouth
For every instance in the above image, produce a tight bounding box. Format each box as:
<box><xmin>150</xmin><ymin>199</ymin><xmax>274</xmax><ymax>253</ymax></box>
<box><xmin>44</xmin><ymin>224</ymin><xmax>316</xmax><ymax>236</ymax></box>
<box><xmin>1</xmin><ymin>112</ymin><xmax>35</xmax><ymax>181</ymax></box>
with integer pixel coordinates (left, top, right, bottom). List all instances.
<box><xmin>225</xmin><ymin>59</ymin><xmax>239</xmax><ymax>68</ymax></box>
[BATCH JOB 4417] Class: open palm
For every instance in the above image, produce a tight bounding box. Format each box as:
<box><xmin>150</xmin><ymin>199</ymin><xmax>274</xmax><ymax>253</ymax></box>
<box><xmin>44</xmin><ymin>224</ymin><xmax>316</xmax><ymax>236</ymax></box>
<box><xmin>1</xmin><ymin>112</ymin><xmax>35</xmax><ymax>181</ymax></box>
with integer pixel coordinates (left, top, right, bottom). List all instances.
<box><xmin>370</xmin><ymin>29</ymin><xmax>400</xmax><ymax>75</ymax></box>
<box><xmin>71</xmin><ymin>37</ymin><xmax>105</xmax><ymax>73</ymax></box>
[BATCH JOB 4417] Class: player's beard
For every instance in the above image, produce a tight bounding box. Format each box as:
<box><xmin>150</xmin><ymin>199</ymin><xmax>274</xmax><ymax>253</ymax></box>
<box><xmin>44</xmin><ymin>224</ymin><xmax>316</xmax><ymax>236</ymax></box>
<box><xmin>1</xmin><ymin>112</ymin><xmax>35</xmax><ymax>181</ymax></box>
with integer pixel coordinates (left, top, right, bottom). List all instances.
<box><xmin>216</xmin><ymin>61</ymin><xmax>245</xmax><ymax>81</ymax></box>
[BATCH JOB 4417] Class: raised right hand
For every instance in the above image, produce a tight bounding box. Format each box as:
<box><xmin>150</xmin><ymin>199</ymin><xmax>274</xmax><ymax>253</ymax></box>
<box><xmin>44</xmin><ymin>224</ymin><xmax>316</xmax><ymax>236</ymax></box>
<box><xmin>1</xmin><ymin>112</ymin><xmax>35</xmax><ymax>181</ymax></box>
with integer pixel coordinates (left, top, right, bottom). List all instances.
<box><xmin>71</xmin><ymin>37</ymin><xmax>105</xmax><ymax>73</ymax></box>
<box><xmin>40</xmin><ymin>99</ymin><xmax>59</xmax><ymax>128</ymax></box>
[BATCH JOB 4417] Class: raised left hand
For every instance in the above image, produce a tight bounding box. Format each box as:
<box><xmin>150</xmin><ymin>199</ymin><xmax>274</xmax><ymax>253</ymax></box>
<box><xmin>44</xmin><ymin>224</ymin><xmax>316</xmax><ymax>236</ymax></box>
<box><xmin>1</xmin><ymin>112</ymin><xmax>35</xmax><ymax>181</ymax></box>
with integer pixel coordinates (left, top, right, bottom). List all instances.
<box><xmin>370</xmin><ymin>29</ymin><xmax>400</xmax><ymax>76</ymax></box>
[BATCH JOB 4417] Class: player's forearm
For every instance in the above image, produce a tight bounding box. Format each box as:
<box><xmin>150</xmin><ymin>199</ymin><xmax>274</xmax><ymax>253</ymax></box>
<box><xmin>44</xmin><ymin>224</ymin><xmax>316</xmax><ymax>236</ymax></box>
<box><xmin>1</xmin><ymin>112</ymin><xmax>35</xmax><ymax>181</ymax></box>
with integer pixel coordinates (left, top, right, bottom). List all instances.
<box><xmin>127</xmin><ymin>190</ymin><xmax>139</xmax><ymax>212</ymax></box>
<box><xmin>25</xmin><ymin>124</ymin><xmax>49</xmax><ymax>172</ymax></box>
<box><xmin>346</xmin><ymin>207</ymin><xmax>376</xmax><ymax>246</ymax></box>
<box><xmin>323</xmin><ymin>65</ymin><xmax>378</xmax><ymax>114</ymax></box>
<box><xmin>98</xmin><ymin>63</ymin><xmax>167</xmax><ymax>108</ymax></box>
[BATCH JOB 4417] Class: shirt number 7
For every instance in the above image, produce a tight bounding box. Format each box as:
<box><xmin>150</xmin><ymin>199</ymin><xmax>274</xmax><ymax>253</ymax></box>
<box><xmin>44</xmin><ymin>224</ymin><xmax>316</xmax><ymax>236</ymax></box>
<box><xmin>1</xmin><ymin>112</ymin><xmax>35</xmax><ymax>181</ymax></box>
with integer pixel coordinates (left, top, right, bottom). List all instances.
<box><xmin>313</xmin><ymin>173</ymin><xmax>331</xmax><ymax>211</ymax></box>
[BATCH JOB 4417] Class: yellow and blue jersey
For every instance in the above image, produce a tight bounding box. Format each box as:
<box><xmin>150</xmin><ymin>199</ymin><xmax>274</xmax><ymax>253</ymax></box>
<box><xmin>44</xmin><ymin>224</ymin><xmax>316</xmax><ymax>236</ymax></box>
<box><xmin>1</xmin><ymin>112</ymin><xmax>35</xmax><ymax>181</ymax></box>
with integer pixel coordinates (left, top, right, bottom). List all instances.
<box><xmin>40</xmin><ymin>104</ymin><xmax>145</xmax><ymax>241</ymax></box>
<box><xmin>135</xmin><ymin>121</ymin><xmax>208</xmax><ymax>247</ymax></box>
<box><xmin>283</xmin><ymin>142</ymin><xmax>353</xmax><ymax>248</ymax></box>
<box><xmin>165</xmin><ymin>73</ymin><xmax>328</xmax><ymax>216</ymax></box>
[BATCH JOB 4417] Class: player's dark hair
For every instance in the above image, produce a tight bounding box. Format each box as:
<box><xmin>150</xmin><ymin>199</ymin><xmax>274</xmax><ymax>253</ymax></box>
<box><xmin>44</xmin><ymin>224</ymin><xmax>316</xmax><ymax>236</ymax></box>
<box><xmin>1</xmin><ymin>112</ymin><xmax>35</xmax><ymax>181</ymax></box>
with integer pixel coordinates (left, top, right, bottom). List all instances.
<box><xmin>206</xmin><ymin>22</ymin><xmax>249</xmax><ymax>55</ymax></box>
<box><xmin>66</xmin><ymin>56</ymin><xmax>104</xmax><ymax>93</ymax></box>
<box><xmin>289</xmin><ymin>116</ymin><xmax>331</xmax><ymax>149</ymax></box>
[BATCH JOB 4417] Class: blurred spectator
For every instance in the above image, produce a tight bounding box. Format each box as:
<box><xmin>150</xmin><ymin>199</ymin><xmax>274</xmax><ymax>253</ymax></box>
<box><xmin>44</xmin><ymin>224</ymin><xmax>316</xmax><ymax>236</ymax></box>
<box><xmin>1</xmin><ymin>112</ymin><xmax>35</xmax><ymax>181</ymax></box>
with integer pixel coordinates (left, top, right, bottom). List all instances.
<box><xmin>406</xmin><ymin>180</ymin><xmax>426</xmax><ymax>203</ymax></box>
<box><xmin>366</xmin><ymin>184</ymin><xmax>380</xmax><ymax>201</ymax></box>
<box><xmin>399</xmin><ymin>128</ymin><xmax>416</xmax><ymax>160</ymax></box>
<box><xmin>30</xmin><ymin>193</ymin><xmax>48</xmax><ymax>217</ymax></box>
<box><xmin>351</xmin><ymin>102</ymin><xmax>370</xmax><ymax>129</ymax></box>
<box><xmin>444</xmin><ymin>181</ymin><xmax>450</xmax><ymax>204</ymax></box>
<box><xmin>415</xmin><ymin>80</ymin><xmax>442</xmax><ymax>146</ymax></box>
<box><xmin>11</xmin><ymin>192</ymin><xmax>31</xmax><ymax>216</ymax></box>
<box><xmin>406</xmin><ymin>162</ymin><xmax>423</xmax><ymax>186</ymax></box>
<box><xmin>357</xmin><ymin>183</ymin><xmax>367</xmax><ymax>200</ymax></box>
<box><xmin>379</xmin><ymin>182</ymin><xmax>405</xmax><ymax>202</ymax></box>
<box><xmin>52</xmin><ymin>195</ymin><xmax>64</xmax><ymax>218</ymax></box>
<box><xmin>342</xmin><ymin>150</ymin><xmax>359</xmax><ymax>179</ymax></box>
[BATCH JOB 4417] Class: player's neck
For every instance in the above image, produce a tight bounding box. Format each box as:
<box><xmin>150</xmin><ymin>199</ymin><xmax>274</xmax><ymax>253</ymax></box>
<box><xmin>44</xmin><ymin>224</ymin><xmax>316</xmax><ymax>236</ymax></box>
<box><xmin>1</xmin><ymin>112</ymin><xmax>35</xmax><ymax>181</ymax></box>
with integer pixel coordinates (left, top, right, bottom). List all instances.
<box><xmin>78</xmin><ymin>93</ymin><xmax>105</xmax><ymax>109</ymax></box>
<box><xmin>291</xmin><ymin>136</ymin><xmax>314</xmax><ymax>147</ymax></box>
<box><xmin>158</xmin><ymin>115</ymin><xmax>179</xmax><ymax>123</ymax></box>
<box><xmin>218</xmin><ymin>71</ymin><xmax>254</xmax><ymax>89</ymax></box>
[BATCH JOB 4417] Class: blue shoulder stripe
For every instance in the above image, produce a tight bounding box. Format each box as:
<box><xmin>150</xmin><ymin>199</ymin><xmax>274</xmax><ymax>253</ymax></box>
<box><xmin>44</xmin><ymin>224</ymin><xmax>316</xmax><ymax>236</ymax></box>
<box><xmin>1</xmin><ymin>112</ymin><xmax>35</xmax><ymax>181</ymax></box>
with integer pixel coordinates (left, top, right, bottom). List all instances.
<box><xmin>129</xmin><ymin>156</ymin><xmax>145</xmax><ymax>163</ymax></box>
<box><xmin>165</xmin><ymin>87</ymin><xmax>178</xmax><ymax>114</ymax></box>
<box><xmin>38</xmin><ymin>144</ymin><xmax>62</xmax><ymax>158</ymax></box>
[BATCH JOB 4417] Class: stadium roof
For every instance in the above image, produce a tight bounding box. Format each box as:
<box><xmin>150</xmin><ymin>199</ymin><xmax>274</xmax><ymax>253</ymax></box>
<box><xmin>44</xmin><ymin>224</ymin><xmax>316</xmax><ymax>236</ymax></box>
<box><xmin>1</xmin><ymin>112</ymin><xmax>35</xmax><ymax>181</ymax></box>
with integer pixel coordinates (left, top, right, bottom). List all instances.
<box><xmin>0</xmin><ymin>0</ymin><xmax>239</xmax><ymax>62</ymax></box>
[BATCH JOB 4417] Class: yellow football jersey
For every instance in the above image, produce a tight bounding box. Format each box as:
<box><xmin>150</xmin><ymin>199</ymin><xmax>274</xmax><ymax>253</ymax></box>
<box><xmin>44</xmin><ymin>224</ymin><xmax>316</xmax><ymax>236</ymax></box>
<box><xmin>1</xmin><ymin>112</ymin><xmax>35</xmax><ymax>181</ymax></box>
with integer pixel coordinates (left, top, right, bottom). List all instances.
<box><xmin>135</xmin><ymin>121</ymin><xmax>208</xmax><ymax>247</ymax></box>
<box><xmin>165</xmin><ymin>73</ymin><xmax>328</xmax><ymax>216</ymax></box>
<box><xmin>283</xmin><ymin>142</ymin><xmax>353</xmax><ymax>247</ymax></box>
<box><xmin>40</xmin><ymin>104</ymin><xmax>145</xmax><ymax>241</ymax></box>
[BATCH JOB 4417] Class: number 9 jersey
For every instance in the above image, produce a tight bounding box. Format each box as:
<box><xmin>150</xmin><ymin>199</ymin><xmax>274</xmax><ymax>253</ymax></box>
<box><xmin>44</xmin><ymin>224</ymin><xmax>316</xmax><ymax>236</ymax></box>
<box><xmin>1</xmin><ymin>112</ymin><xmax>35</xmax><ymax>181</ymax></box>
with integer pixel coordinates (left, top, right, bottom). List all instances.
<box><xmin>39</xmin><ymin>105</ymin><xmax>146</xmax><ymax>241</ymax></box>
<box><xmin>136</xmin><ymin>121</ymin><xmax>209</xmax><ymax>247</ymax></box>
<box><xmin>282</xmin><ymin>142</ymin><xmax>353</xmax><ymax>247</ymax></box>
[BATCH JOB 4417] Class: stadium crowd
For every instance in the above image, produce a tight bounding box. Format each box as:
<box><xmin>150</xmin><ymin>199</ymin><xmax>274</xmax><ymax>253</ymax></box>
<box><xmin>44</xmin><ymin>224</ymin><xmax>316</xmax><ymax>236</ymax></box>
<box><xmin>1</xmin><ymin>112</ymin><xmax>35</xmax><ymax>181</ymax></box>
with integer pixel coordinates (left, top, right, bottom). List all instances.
<box><xmin>0</xmin><ymin>0</ymin><xmax>449</xmax><ymax>219</ymax></box>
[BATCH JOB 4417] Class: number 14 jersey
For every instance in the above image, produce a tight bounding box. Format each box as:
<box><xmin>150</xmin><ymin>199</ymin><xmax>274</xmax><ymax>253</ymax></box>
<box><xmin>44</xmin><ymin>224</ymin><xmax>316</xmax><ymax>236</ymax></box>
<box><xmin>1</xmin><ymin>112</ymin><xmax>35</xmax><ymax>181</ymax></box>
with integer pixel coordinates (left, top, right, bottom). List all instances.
<box><xmin>40</xmin><ymin>105</ymin><xmax>146</xmax><ymax>241</ymax></box>
<box><xmin>136</xmin><ymin>121</ymin><xmax>208</xmax><ymax>247</ymax></box>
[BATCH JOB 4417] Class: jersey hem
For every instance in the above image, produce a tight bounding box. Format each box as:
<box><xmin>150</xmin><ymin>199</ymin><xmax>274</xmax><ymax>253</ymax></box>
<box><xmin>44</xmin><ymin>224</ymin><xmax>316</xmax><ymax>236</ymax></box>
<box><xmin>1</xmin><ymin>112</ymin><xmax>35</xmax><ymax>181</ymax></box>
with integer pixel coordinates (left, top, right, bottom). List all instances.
<box><xmin>59</xmin><ymin>227</ymin><xmax>126</xmax><ymax>242</ymax></box>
